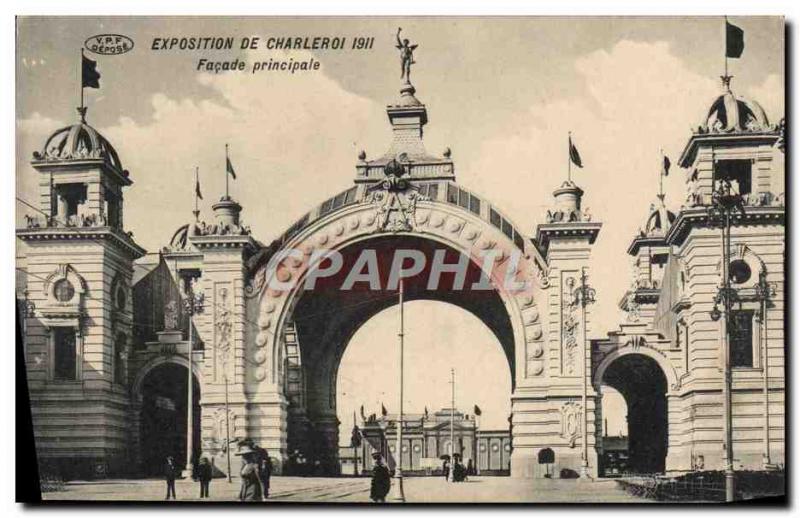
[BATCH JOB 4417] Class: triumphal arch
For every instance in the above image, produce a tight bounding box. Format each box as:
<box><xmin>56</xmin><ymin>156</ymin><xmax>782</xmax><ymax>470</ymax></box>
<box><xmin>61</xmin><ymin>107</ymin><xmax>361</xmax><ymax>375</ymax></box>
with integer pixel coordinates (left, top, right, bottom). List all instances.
<box><xmin>159</xmin><ymin>75</ymin><xmax>604</xmax><ymax>478</ymax></box>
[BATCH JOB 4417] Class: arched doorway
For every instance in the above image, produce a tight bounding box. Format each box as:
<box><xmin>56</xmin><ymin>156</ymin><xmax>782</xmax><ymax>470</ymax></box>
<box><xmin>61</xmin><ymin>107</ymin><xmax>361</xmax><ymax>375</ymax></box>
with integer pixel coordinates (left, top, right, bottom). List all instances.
<box><xmin>138</xmin><ymin>362</ymin><xmax>201</xmax><ymax>476</ymax></box>
<box><xmin>599</xmin><ymin>354</ymin><xmax>668</xmax><ymax>474</ymax></box>
<box><xmin>279</xmin><ymin>234</ymin><xmax>520</xmax><ymax>475</ymax></box>
<box><xmin>336</xmin><ymin>300</ymin><xmax>513</xmax><ymax>475</ymax></box>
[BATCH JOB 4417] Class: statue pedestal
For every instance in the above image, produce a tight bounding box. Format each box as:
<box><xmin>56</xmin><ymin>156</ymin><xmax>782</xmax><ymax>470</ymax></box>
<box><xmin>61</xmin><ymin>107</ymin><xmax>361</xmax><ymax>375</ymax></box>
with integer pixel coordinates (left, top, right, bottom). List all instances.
<box><xmin>156</xmin><ymin>329</ymin><xmax>183</xmax><ymax>344</ymax></box>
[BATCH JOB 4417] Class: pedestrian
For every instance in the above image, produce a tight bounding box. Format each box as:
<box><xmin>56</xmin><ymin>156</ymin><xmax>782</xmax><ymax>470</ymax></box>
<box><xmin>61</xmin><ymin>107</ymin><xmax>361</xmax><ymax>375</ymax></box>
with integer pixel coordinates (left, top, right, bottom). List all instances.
<box><xmin>453</xmin><ymin>454</ymin><xmax>466</xmax><ymax>482</ymax></box>
<box><xmin>256</xmin><ymin>446</ymin><xmax>272</xmax><ymax>500</ymax></box>
<box><xmin>467</xmin><ymin>458</ymin><xmax>475</xmax><ymax>477</ymax></box>
<box><xmin>164</xmin><ymin>456</ymin><xmax>178</xmax><ymax>500</ymax></box>
<box><xmin>453</xmin><ymin>455</ymin><xmax>467</xmax><ymax>482</ymax></box>
<box><xmin>369</xmin><ymin>452</ymin><xmax>391</xmax><ymax>503</ymax></box>
<box><xmin>236</xmin><ymin>443</ymin><xmax>263</xmax><ymax>502</ymax></box>
<box><xmin>442</xmin><ymin>457</ymin><xmax>450</xmax><ymax>481</ymax></box>
<box><xmin>196</xmin><ymin>456</ymin><xmax>212</xmax><ymax>499</ymax></box>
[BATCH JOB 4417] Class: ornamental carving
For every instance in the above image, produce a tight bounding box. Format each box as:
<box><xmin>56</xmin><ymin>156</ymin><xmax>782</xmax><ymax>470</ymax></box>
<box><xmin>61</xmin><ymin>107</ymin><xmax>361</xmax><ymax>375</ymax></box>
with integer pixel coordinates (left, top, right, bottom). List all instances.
<box><xmin>625</xmin><ymin>291</ymin><xmax>640</xmax><ymax>322</ymax></box>
<box><xmin>212</xmin><ymin>406</ymin><xmax>238</xmax><ymax>444</ymax></box>
<box><xmin>562</xmin><ymin>276</ymin><xmax>579</xmax><ymax>375</ymax></box>
<box><xmin>245</xmin><ymin>265</ymin><xmax>267</xmax><ymax>297</ymax></box>
<box><xmin>560</xmin><ymin>401</ymin><xmax>582</xmax><ymax>448</ymax></box>
<box><xmin>625</xmin><ymin>335</ymin><xmax>647</xmax><ymax>351</ymax></box>
<box><xmin>215</xmin><ymin>287</ymin><xmax>233</xmax><ymax>380</ymax></box>
<box><xmin>368</xmin><ymin>158</ymin><xmax>427</xmax><ymax>233</ymax></box>
<box><xmin>163</xmin><ymin>299</ymin><xmax>179</xmax><ymax>331</ymax></box>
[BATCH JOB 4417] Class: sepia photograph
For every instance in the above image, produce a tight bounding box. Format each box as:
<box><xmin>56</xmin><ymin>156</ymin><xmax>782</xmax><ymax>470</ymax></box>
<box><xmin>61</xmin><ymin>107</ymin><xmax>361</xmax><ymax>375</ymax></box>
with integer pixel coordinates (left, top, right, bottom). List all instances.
<box><xmin>12</xmin><ymin>13</ymin><xmax>787</xmax><ymax>505</ymax></box>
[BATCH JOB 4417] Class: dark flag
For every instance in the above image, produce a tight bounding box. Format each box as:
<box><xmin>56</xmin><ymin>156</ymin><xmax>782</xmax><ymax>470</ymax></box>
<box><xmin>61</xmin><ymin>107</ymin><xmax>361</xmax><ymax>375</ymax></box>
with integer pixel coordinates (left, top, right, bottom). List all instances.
<box><xmin>226</xmin><ymin>155</ymin><xmax>237</xmax><ymax>180</ymax></box>
<box><xmin>81</xmin><ymin>52</ymin><xmax>100</xmax><ymax>89</ymax></box>
<box><xmin>662</xmin><ymin>155</ymin><xmax>671</xmax><ymax>177</ymax></box>
<box><xmin>726</xmin><ymin>20</ymin><xmax>745</xmax><ymax>59</ymax></box>
<box><xmin>568</xmin><ymin>135</ymin><xmax>583</xmax><ymax>168</ymax></box>
<box><xmin>423</xmin><ymin>406</ymin><xmax>429</xmax><ymax>419</ymax></box>
<box><xmin>381</xmin><ymin>404</ymin><xmax>388</xmax><ymax>417</ymax></box>
<box><xmin>474</xmin><ymin>405</ymin><xmax>482</xmax><ymax>417</ymax></box>
<box><xmin>195</xmin><ymin>172</ymin><xmax>203</xmax><ymax>200</ymax></box>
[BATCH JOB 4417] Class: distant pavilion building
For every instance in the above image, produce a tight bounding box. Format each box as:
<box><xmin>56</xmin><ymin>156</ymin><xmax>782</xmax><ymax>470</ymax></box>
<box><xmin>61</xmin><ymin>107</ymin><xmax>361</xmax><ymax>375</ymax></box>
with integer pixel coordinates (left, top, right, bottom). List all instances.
<box><xmin>348</xmin><ymin>408</ymin><xmax>511</xmax><ymax>476</ymax></box>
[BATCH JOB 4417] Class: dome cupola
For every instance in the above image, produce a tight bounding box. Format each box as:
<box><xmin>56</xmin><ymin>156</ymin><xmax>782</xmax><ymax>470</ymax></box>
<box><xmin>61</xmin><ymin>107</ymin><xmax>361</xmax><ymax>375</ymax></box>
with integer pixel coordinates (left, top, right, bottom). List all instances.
<box><xmin>699</xmin><ymin>76</ymin><xmax>770</xmax><ymax>134</ymax></box>
<box><xmin>33</xmin><ymin>107</ymin><xmax>127</xmax><ymax>177</ymax></box>
<box><xmin>643</xmin><ymin>194</ymin><xmax>676</xmax><ymax>237</ymax></box>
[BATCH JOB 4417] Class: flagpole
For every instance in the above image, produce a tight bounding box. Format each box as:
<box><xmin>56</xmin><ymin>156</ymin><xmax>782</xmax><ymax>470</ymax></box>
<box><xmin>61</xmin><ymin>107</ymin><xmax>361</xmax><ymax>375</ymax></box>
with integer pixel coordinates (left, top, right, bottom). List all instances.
<box><xmin>567</xmin><ymin>132</ymin><xmax>572</xmax><ymax>182</ymax></box>
<box><xmin>194</xmin><ymin>166</ymin><xmax>200</xmax><ymax>222</ymax></box>
<box><xmin>659</xmin><ymin>148</ymin><xmax>664</xmax><ymax>198</ymax></box>
<box><xmin>390</xmin><ymin>278</ymin><xmax>406</xmax><ymax>502</ymax></box>
<box><xmin>449</xmin><ymin>368</ymin><xmax>455</xmax><ymax>482</ymax></box>
<box><xmin>225</xmin><ymin>144</ymin><xmax>230</xmax><ymax>199</ymax></box>
<box><xmin>724</xmin><ymin>16</ymin><xmax>729</xmax><ymax>79</ymax></box>
<box><xmin>353</xmin><ymin>411</ymin><xmax>359</xmax><ymax>476</ymax></box>
<box><xmin>80</xmin><ymin>48</ymin><xmax>84</xmax><ymax>114</ymax></box>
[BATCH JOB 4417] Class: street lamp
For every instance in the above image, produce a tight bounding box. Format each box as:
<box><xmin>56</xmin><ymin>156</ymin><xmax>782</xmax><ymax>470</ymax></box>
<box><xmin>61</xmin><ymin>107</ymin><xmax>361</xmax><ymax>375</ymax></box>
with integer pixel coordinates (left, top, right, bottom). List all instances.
<box><xmin>571</xmin><ymin>268</ymin><xmax>596</xmax><ymax>478</ymax></box>
<box><xmin>706</xmin><ymin>177</ymin><xmax>745</xmax><ymax>502</ymax></box>
<box><xmin>182</xmin><ymin>281</ymin><xmax>204</xmax><ymax>478</ymax></box>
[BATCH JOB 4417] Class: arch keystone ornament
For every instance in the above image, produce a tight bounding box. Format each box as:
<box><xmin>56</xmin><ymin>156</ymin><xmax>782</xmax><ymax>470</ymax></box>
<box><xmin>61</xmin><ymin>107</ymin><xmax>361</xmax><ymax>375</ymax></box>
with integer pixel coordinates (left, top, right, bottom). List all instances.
<box><xmin>368</xmin><ymin>158</ymin><xmax>428</xmax><ymax>233</ymax></box>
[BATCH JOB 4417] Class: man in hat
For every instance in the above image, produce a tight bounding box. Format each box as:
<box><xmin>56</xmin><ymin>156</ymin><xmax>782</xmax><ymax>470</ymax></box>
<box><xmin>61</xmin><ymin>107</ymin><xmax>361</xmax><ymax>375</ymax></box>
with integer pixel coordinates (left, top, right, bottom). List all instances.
<box><xmin>369</xmin><ymin>452</ymin><xmax>391</xmax><ymax>503</ymax></box>
<box><xmin>255</xmin><ymin>446</ymin><xmax>272</xmax><ymax>500</ymax></box>
<box><xmin>164</xmin><ymin>456</ymin><xmax>178</xmax><ymax>500</ymax></box>
<box><xmin>196</xmin><ymin>456</ymin><xmax>212</xmax><ymax>499</ymax></box>
<box><xmin>235</xmin><ymin>442</ymin><xmax>263</xmax><ymax>502</ymax></box>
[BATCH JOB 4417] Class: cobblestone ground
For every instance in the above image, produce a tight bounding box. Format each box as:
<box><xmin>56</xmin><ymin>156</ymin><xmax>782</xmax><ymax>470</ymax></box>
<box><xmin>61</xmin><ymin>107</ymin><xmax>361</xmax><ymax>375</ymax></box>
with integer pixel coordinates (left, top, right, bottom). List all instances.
<box><xmin>42</xmin><ymin>476</ymin><xmax>650</xmax><ymax>503</ymax></box>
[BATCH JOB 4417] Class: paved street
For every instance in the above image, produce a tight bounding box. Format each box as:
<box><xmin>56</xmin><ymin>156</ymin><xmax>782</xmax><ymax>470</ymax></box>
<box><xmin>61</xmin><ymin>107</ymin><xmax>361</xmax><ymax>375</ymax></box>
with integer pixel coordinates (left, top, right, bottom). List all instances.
<box><xmin>43</xmin><ymin>476</ymin><xmax>649</xmax><ymax>503</ymax></box>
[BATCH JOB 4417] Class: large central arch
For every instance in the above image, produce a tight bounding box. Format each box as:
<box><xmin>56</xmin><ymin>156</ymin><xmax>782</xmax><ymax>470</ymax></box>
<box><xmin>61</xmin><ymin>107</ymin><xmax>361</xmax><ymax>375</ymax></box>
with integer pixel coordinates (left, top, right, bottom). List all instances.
<box><xmin>289</xmin><ymin>234</ymin><xmax>517</xmax><ymax>472</ymax></box>
<box><xmin>244</xmin><ymin>182</ymin><xmax>550</xmax><ymax>475</ymax></box>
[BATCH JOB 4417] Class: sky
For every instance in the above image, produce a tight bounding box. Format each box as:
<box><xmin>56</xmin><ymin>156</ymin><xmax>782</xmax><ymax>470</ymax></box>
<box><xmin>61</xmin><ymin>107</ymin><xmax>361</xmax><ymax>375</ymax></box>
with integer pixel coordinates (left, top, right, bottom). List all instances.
<box><xmin>15</xmin><ymin>17</ymin><xmax>783</xmax><ymax>442</ymax></box>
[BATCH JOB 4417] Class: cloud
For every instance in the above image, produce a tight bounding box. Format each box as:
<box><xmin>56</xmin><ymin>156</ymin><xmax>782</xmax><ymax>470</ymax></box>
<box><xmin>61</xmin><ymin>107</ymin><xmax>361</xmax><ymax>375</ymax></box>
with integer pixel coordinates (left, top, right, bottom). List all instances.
<box><xmin>464</xmin><ymin>40</ymin><xmax>720</xmax><ymax>334</ymax></box>
<box><xmin>747</xmin><ymin>73</ymin><xmax>784</xmax><ymax>124</ymax></box>
<box><xmin>16</xmin><ymin>113</ymin><xmax>66</xmax><ymax>227</ymax></box>
<box><xmin>17</xmin><ymin>111</ymin><xmax>63</xmax><ymax>136</ymax></box>
<box><xmin>96</xmin><ymin>50</ymin><xmax>388</xmax><ymax>252</ymax></box>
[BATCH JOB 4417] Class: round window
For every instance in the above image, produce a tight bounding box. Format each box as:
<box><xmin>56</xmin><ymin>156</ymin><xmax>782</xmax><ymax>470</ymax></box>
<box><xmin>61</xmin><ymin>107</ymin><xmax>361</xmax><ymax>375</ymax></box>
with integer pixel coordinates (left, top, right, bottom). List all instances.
<box><xmin>54</xmin><ymin>279</ymin><xmax>75</xmax><ymax>302</ymax></box>
<box><xmin>729</xmin><ymin>260</ymin><xmax>752</xmax><ymax>285</ymax></box>
<box><xmin>116</xmin><ymin>287</ymin><xmax>126</xmax><ymax>310</ymax></box>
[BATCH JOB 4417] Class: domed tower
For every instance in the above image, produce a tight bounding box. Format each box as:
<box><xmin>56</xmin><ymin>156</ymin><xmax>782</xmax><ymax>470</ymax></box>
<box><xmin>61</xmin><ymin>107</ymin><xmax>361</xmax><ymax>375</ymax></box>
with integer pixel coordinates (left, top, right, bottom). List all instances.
<box><xmin>620</xmin><ymin>193</ymin><xmax>676</xmax><ymax>323</ymax></box>
<box><xmin>678</xmin><ymin>76</ymin><xmax>782</xmax><ymax>206</ymax></box>
<box><xmin>17</xmin><ymin>106</ymin><xmax>145</xmax><ymax>478</ymax></box>
<box><xmin>535</xmin><ymin>176</ymin><xmax>602</xmax><ymax>479</ymax></box>
<box><xmin>662</xmin><ymin>73</ymin><xmax>785</xmax><ymax>474</ymax></box>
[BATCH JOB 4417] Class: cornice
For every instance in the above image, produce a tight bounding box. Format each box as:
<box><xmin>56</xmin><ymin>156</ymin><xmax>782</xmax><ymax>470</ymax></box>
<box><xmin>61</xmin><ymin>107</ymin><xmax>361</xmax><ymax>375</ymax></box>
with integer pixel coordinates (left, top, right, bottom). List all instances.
<box><xmin>16</xmin><ymin>226</ymin><xmax>146</xmax><ymax>259</ymax></box>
